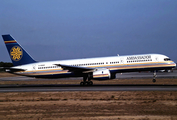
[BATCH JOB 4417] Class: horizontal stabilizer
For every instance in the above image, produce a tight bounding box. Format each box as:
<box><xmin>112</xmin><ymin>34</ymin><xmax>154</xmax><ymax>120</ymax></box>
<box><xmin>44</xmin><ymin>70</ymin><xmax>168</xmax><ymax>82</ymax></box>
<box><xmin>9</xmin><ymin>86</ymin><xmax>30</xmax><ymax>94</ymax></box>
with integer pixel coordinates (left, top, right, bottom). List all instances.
<box><xmin>1</xmin><ymin>67</ymin><xmax>26</xmax><ymax>72</ymax></box>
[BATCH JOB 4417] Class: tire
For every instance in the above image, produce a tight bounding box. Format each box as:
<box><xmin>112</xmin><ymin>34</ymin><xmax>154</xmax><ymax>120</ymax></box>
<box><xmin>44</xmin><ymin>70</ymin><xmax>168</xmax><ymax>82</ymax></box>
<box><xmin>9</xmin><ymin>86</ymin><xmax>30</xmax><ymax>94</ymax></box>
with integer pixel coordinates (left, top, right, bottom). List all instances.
<box><xmin>89</xmin><ymin>81</ymin><xmax>93</xmax><ymax>85</ymax></box>
<box><xmin>80</xmin><ymin>82</ymin><xmax>84</xmax><ymax>86</ymax></box>
<box><xmin>152</xmin><ymin>79</ymin><xmax>156</xmax><ymax>83</ymax></box>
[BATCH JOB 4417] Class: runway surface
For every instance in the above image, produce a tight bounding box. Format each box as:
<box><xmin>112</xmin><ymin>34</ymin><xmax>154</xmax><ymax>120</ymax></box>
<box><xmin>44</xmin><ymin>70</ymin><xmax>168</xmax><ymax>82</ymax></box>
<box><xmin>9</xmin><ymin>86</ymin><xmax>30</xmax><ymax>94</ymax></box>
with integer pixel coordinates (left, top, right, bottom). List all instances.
<box><xmin>0</xmin><ymin>70</ymin><xmax>177</xmax><ymax>81</ymax></box>
<box><xmin>0</xmin><ymin>70</ymin><xmax>177</xmax><ymax>92</ymax></box>
<box><xmin>1</xmin><ymin>84</ymin><xmax>177</xmax><ymax>92</ymax></box>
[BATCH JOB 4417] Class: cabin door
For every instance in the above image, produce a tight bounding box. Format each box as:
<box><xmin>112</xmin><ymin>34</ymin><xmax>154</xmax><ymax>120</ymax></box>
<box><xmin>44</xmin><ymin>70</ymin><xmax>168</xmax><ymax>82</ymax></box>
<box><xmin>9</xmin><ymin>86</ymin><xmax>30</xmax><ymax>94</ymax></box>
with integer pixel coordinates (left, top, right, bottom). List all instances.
<box><xmin>120</xmin><ymin>58</ymin><xmax>124</xmax><ymax>65</ymax></box>
<box><xmin>155</xmin><ymin>56</ymin><xmax>159</xmax><ymax>62</ymax></box>
<box><xmin>32</xmin><ymin>64</ymin><xmax>36</xmax><ymax>73</ymax></box>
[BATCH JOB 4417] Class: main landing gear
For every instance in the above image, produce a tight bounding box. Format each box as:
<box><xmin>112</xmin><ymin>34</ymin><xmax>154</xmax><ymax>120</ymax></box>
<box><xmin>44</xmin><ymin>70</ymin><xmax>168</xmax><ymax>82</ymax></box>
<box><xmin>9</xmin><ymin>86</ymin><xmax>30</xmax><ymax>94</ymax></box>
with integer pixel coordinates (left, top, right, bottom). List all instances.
<box><xmin>80</xmin><ymin>76</ymin><xmax>93</xmax><ymax>86</ymax></box>
<box><xmin>152</xmin><ymin>71</ymin><xmax>157</xmax><ymax>83</ymax></box>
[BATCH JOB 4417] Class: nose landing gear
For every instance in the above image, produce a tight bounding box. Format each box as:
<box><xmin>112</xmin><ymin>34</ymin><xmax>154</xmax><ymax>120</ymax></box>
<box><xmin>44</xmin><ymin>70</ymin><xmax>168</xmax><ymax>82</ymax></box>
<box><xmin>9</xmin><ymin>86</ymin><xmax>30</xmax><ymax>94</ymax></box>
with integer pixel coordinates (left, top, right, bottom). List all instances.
<box><xmin>152</xmin><ymin>71</ymin><xmax>157</xmax><ymax>83</ymax></box>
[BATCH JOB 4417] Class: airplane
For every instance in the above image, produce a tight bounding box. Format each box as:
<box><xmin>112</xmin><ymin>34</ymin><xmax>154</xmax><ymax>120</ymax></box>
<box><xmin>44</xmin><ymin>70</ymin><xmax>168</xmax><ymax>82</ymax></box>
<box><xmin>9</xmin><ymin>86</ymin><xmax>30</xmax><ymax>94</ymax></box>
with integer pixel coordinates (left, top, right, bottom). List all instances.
<box><xmin>1</xmin><ymin>34</ymin><xmax>176</xmax><ymax>85</ymax></box>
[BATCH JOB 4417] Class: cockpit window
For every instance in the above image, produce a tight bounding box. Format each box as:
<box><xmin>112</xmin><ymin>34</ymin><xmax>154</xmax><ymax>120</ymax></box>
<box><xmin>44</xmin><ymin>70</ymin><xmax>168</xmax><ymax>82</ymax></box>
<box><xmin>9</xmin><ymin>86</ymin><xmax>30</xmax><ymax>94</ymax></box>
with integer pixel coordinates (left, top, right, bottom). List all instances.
<box><xmin>164</xmin><ymin>58</ymin><xmax>171</xmax><ymax>61</ymax></box>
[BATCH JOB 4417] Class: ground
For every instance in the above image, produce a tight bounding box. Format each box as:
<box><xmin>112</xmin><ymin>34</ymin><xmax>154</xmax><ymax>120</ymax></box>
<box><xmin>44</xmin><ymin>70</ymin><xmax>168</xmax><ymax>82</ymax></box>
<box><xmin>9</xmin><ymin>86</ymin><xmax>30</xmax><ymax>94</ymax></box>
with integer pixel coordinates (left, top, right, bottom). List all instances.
<box><xmin>1</xmin><ymin>91</ymin><xmax>177</xmax><ymax>120</ymax></box>
<box><xmin>0</xmin><ymin>73</ymin><xmax>177</xmax><ymax>120</ymax></box>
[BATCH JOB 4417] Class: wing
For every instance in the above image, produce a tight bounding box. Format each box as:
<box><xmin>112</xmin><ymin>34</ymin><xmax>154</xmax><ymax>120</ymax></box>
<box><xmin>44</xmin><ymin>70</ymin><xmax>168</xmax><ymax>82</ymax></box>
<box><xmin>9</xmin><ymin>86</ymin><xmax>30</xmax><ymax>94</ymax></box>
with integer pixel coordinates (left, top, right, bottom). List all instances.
<box><xmin>54</xmin><ymin>64</ymin><xmax>95</xmax><ymax>73</ymax></box>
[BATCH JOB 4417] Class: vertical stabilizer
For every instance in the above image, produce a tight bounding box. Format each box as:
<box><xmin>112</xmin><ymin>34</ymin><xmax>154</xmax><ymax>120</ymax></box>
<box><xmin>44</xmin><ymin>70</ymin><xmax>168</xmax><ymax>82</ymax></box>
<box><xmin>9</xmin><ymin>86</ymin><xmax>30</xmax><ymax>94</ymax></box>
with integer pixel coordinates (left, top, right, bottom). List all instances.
<box><xmin>2</xmin><ymin>34</ymin><xmax>36</xmax><ymax>66</ymax></box>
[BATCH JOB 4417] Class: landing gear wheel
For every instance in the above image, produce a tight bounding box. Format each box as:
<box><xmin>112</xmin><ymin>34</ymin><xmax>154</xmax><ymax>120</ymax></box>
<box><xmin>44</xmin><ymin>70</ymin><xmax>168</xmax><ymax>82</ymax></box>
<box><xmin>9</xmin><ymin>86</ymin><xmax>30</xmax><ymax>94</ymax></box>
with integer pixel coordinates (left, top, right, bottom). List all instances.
<box><xmin>80</xmin><ymin>81</ymin><xmax>93</xmax><ymax>86</ymax></box>
<box><xmin>80</xmin><ymin>75</ymin><xmax>93</xmax><ymax>86</ymax></box>
<box><xmin>80</xmin><ymin>82</ymin><xmax>85</xmax><ymax>86</ymax></box>
<box><xmin>89</xmin><ymin>81</ymin><xmax>93</xmax><ymax>85</ymax></box>
<box><xmin>152</xmin><ymin>79</ymin><xmax>156</xmax><ymax>83</ymax></box>
<box><xmin>86</xmin><ymin>81</ymin><xmax>93</xmax><ymax>86</ymax></box>
<box><xmin>85</xmin><ymin>82</ymin><xmax>89</xmax><ymax>86</ymax></box>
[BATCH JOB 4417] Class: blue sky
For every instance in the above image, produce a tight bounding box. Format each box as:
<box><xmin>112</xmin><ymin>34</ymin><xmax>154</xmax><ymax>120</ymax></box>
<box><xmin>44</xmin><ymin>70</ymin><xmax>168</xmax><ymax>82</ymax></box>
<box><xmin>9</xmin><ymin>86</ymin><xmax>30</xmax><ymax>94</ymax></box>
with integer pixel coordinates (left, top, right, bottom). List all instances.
<box><xmin>1</xmin><ymin>0</ymin><xmax>177</xmax><ymax>62</ymax></box>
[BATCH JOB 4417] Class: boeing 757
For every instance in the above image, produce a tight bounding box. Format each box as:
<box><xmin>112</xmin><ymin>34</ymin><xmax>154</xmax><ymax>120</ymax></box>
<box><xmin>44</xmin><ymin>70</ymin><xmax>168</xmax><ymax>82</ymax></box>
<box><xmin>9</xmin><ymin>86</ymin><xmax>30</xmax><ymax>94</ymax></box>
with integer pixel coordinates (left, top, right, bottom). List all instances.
<box><xmin>2</xmin><ymin>34</ymin><xmax>176</xmax><ymax>85</ymax></box>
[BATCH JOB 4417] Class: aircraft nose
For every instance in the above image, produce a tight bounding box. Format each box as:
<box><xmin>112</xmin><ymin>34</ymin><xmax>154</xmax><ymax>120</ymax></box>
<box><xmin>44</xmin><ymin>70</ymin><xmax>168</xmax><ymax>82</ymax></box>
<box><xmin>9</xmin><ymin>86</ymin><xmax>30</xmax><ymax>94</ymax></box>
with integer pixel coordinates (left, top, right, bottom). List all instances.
<box><xmin>172</xmin><ymin>61</ymin><xmax>176</xmax><ymax>67</ymax></box>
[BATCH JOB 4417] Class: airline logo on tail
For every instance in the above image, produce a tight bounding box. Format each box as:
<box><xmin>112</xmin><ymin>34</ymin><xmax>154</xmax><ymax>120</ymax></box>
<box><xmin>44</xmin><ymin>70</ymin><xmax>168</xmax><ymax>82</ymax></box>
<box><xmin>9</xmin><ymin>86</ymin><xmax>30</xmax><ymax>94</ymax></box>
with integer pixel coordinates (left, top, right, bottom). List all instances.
<box><xmin>2</xmin><ymin>34</ymin><xmax>36</xmax><ymax>66</ymax></box>
<box><xmin>10</xmin><ymin>46</ymin><xmax>23</xmax><ymax>61</ymax></box>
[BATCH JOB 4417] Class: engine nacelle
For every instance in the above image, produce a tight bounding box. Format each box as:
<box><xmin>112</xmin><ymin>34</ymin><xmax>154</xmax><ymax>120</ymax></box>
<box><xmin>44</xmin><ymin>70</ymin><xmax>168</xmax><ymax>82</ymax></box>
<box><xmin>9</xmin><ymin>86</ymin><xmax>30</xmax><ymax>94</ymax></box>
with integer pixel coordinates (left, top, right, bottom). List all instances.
<box><xmin>92</xmin><ymin>69</ymin><xmax>115</xmax><ymax>80</ymax></box>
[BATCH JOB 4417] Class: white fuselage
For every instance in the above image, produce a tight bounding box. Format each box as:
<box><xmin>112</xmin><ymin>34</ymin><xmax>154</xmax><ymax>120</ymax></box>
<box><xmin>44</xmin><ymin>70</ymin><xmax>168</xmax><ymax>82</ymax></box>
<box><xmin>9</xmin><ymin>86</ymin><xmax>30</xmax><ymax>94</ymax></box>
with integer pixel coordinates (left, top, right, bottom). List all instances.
<box><xmin>12</xmin><ymin>54</ymin><xmax>176</xmax><ymax>79</ymax></box>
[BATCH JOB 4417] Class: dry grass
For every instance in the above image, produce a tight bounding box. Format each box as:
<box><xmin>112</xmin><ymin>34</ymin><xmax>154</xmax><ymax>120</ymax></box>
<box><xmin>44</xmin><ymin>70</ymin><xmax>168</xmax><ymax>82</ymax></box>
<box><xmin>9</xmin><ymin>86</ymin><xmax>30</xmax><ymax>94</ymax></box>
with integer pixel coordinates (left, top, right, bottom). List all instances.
<box><xmin>0</xmin><ymin>91</ymin><xmax>177</xmax><ymax>120</ymax></box>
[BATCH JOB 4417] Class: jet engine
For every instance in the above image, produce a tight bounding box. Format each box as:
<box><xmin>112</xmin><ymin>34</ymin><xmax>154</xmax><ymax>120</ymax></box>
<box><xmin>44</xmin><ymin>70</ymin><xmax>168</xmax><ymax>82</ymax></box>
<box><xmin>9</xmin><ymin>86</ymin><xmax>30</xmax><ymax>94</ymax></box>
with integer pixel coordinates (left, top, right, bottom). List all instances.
<box><xmin>92</xmin><ymin>69</ymin><xmax>116</xmax><ymax>80</ymax></box>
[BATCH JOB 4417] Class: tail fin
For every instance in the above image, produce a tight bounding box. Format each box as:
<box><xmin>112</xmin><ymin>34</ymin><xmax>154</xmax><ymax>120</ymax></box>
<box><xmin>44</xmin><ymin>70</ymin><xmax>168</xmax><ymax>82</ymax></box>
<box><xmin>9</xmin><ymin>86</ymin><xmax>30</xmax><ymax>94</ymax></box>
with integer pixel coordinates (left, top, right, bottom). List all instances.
<box><xmin>2</xmin><ymin>34</ymin><xmax>36</xmax><ymax>66</ymax></box>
